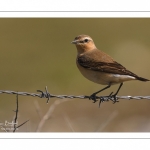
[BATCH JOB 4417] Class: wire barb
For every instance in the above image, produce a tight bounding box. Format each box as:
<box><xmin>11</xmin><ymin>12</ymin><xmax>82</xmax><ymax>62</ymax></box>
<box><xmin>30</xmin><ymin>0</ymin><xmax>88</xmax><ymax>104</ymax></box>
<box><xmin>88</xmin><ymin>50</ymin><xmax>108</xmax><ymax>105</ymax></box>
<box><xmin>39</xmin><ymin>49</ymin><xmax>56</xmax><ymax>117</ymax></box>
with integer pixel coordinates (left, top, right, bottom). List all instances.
<box><xmin>13</xmin><ymin>93</ymin><xmax>19</xmax><ymax>132</ymax></box>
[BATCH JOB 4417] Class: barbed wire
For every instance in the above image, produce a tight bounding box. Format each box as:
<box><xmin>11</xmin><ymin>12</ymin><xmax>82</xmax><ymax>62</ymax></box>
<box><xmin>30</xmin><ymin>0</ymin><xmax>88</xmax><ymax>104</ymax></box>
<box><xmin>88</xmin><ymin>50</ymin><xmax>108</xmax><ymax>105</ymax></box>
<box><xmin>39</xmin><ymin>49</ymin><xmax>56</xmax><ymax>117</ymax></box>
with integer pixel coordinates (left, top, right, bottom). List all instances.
<box><xmin>0</xmin><ymin>86</ymin><xmax>150</xmax><ymax>104</ymax></box>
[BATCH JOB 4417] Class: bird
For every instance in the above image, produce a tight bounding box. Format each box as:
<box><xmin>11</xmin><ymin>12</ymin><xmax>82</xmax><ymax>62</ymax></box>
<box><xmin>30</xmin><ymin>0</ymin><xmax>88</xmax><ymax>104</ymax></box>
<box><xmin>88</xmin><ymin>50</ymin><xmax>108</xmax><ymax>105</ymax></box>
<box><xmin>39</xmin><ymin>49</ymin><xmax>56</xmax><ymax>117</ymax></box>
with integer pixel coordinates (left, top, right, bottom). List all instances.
<box><xmin>71</xmin><ymin>34</ymin><xmax>149</xmax><ymax>103</ymax></box>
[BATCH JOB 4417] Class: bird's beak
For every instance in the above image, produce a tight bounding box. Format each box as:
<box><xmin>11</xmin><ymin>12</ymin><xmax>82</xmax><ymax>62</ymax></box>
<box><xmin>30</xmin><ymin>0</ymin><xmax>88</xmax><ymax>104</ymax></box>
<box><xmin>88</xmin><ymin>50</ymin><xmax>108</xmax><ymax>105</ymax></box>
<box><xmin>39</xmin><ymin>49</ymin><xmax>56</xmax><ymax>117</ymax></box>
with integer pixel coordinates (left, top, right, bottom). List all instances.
<box><xmin>71</xmin><ymin>40</ymin><xmax>77</xmax><ymax>44</ymax></box>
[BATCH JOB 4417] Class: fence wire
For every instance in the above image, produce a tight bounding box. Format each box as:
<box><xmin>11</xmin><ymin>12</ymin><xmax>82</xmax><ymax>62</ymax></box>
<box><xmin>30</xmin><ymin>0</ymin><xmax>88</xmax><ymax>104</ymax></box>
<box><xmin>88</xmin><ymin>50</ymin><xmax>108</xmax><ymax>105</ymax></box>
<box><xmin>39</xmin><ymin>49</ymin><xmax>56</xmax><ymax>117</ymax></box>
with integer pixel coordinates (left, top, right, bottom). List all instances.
<box><xmin>0</xmin><ymin>87</ymin><xmax>150</xmax><ymax>104</ymax></box>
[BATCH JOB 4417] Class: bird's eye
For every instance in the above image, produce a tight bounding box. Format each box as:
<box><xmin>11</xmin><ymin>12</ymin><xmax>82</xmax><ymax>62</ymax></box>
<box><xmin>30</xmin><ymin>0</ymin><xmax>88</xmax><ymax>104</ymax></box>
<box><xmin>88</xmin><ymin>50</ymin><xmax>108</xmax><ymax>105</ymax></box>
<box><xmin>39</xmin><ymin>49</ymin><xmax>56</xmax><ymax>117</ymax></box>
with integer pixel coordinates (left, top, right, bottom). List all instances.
<box><xmin>84</xmin><ymin>39</ymin><xmax>89</xmax><ymax>42</ymax></box>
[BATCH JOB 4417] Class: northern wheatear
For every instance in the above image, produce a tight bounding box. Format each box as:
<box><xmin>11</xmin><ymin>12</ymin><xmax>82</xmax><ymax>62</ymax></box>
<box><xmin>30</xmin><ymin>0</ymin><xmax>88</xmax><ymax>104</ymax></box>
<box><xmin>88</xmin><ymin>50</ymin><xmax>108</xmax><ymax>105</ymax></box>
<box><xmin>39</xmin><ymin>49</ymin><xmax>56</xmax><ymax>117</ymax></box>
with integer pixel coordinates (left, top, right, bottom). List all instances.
<box><xmin>71</xmin><ymin>34</ymin><xmax>149</xmax><ymax>103</ymax></box>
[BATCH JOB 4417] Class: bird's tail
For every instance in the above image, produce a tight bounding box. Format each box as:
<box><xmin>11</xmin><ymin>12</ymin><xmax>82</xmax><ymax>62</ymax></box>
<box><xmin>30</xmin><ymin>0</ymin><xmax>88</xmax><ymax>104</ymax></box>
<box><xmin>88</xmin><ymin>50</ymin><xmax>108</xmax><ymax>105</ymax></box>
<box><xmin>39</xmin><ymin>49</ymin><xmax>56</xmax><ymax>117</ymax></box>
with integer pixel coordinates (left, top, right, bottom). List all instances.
<box><xmin>136</xmin><ymin>76</ymin><xmax>150</xmax><ymax>81</ymax></box>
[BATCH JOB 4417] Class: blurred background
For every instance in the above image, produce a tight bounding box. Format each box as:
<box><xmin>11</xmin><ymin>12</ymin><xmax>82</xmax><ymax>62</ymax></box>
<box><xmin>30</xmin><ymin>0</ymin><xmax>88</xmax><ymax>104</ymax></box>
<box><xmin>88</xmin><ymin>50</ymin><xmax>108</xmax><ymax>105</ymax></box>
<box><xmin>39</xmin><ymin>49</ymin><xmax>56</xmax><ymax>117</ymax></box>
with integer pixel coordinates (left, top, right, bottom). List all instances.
<box><xmin>0</xmin><ymin>18</ymin><xmax>150</xmax><ymax>132</ymax></box>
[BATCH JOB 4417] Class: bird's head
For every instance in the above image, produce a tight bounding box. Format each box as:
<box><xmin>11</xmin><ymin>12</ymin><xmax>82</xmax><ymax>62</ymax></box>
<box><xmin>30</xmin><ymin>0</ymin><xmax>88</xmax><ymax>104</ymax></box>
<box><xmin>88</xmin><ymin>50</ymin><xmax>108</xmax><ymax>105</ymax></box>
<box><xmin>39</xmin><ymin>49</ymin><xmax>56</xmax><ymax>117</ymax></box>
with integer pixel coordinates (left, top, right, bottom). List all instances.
<box><xmin>71</xmin><ymin>35</ymin><xmax>97</xmax><ymax>54</ymax></box>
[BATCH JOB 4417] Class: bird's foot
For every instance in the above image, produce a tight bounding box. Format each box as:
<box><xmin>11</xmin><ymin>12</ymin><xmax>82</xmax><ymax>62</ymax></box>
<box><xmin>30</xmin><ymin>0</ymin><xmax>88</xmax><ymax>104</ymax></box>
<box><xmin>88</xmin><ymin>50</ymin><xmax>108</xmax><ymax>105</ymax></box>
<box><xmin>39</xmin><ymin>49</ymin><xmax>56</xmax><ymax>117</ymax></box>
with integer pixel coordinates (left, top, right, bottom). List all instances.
<box><xmin>110</xmin><ymin>93</ymin><xmax>119</xmax><ymax>104</ymax></box>
<box><xmin>89</xmin><ymin>93</ymin><xmax>98</xmax><ymax>103</ymax></box>
<box><xmin>98</xmin><ymin>92</ymin><xmax>114</xmax><ymax>107</ymax></box>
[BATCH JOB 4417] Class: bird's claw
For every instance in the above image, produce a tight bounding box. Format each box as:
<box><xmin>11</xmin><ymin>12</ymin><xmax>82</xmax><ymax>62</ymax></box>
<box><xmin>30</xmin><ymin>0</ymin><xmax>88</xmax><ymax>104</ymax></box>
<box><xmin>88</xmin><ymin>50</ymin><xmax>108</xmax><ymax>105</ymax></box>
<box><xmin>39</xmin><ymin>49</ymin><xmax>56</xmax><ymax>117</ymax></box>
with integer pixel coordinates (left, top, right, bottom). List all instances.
<box><xmin>111</xmin><ymin>94</ymin><xmax>119</xmax><ymax>104</ymax></box>
<box><xmin>89</xmin><ymin>93</ymin><xmax>98</xmax><ymax>103</ymax></box>
<box><xmin>89</xmin><ymin>91</ymin><xmax>119</xmax><ymax>105</ymax></box>
<box><xmin>106</xmin><ymin>91</ymin><xmax>119</xmax><ymax>103</ymax></box>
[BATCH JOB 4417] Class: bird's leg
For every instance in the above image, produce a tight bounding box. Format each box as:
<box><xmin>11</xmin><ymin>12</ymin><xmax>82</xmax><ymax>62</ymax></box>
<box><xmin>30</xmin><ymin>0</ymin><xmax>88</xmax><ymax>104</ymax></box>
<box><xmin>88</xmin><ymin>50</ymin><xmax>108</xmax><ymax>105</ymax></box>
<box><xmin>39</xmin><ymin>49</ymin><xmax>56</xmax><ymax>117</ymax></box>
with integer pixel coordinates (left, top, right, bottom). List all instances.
<box><xmin>89</xmin><ymin>84</ymin><xmax>111</xmax><ymax>103</ymax></box>
<box><xmin>111</xmin><ymin>83</ymin><xmax>123</xmax><ymax>103</ymax></box>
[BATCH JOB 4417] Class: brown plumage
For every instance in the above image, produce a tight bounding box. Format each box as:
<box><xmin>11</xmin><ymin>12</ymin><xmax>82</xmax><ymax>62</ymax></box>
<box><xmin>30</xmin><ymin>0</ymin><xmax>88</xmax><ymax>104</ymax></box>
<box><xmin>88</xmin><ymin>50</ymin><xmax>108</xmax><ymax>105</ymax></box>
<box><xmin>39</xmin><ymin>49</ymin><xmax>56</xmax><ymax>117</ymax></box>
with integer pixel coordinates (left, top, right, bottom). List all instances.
<box><xmin>77</xmin><ymin>50</ymin><xmax>149</xmax><ymax>82</ymax></box>
<box><xmin>71</xmin><ymin>34</ymin><xmax>149</xmax><ymax>103</ymax></box>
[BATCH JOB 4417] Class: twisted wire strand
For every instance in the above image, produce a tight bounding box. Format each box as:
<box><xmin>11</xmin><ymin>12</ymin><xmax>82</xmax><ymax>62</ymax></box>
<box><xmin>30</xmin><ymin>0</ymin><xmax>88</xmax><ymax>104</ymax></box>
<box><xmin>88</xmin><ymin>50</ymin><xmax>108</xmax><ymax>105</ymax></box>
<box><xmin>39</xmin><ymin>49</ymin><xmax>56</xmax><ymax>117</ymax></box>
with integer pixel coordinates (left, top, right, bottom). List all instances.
<box><xmin>0</xmin><ymin>87</ymin><xmax>150</xmax><ymax>103</ymax></box>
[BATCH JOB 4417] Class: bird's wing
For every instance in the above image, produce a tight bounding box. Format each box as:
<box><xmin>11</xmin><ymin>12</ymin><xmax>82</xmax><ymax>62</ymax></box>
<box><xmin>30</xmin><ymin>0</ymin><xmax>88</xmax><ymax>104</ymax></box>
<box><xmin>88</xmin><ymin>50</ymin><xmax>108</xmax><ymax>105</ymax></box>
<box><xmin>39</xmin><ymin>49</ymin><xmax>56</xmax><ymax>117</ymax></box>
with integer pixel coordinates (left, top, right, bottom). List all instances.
<box><xmin>77</xmin><ymin>55</ymin><xmax>138</xmax><ymax>77</ymax></box>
